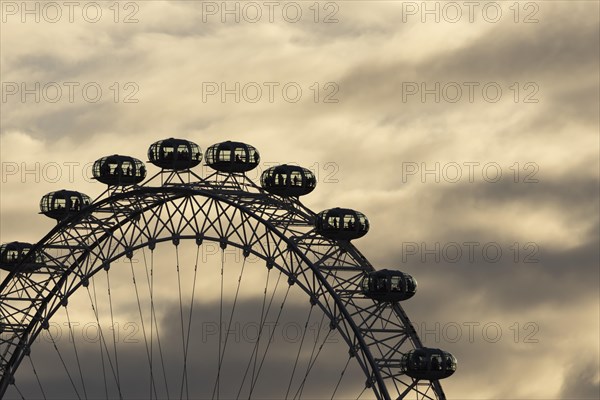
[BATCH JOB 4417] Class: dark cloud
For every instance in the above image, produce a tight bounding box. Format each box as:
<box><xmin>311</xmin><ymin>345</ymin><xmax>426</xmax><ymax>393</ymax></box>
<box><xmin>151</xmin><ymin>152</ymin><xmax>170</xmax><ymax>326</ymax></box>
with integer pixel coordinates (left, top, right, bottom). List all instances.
<box><xmin>1</xmin><ymin>1</ymin><xmax>598</xmax><ymax>399</ymax></box>
<box><xmin>377</xmin><ymin>174</ymin><xmax>600</xmax><ymax>313</ymax></box>
<box><xmin>559</xmin><ymin>356</ymin><xmax>600</xmax><ymax>399</ymax></box>
<box><xmin>333</xmin><ymin>5</ymin><xmax>599</xmax><ymax>130</ymax></box>
<box><xmin>426</xmin><ymin>14</ymin><xmax>599</xmax><ymax>81</ymax></box>
<box><xmin>17</xmin><ymin>103</ymin><xmax>120</xmax><ymax>138</ymax></box>
<box><xmin>430</xmin><ymin>174</ymin><xmax>600</xmax><ymax>222</ymax></box>
<box><xmin>401</xmin><ymin>234</ymin><xmax>599</xmax><ymax>316</ymax></box>
<box><xmin>5</xmin><ymin>293</ymin><xmax>368</xmax><ymax>399</ymax></box>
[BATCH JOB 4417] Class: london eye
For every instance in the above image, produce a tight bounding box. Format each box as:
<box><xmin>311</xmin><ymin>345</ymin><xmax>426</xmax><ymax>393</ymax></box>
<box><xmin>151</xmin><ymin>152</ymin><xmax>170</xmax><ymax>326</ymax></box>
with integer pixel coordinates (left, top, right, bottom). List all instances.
<box><xmin>0</xmin><ymin>138</ymin><xmax>456</xmax><ymax>399</ymax></box>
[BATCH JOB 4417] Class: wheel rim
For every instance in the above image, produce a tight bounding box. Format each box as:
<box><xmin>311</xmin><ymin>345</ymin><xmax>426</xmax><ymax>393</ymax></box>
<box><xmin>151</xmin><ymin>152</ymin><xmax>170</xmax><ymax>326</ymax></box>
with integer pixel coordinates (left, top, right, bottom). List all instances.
<box><xmin>1</xmin><ymin>168</ymin><xmax>447</xmax><ymax>400</ymax></box>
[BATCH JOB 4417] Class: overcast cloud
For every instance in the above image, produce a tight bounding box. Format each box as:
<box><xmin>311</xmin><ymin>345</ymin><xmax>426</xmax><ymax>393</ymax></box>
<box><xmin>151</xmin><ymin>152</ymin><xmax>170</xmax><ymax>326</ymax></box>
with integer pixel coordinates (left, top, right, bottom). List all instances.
<box><xmin>1</xmin><ymin>1</ymin><xmax>599</xmax><ymax>399</ymax></box>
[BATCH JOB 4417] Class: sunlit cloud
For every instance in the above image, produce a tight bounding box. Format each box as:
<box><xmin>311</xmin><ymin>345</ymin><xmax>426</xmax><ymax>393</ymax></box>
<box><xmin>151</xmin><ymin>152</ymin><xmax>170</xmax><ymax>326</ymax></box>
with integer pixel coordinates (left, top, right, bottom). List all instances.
<box><xmin>1</xmin><ymin>1</ymin><xmax>598</xmax><ymax>399</ymax></box>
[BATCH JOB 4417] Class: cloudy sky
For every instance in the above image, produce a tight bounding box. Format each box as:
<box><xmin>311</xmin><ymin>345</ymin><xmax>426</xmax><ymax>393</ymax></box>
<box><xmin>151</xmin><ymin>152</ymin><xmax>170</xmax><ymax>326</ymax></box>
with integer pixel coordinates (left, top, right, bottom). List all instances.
<box><xmin>1</xmin><ymin>0</ymin><xmax>599</xmax><ymax>399</ymax></box>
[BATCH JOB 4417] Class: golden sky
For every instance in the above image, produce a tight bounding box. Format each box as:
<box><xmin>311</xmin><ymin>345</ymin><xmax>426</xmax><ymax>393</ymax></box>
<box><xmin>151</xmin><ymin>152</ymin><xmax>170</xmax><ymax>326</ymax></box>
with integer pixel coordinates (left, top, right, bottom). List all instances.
<box><xmin>1</xmin><ymin>1</ymin><xmax>599</xmax><ymax>399</ymax></box>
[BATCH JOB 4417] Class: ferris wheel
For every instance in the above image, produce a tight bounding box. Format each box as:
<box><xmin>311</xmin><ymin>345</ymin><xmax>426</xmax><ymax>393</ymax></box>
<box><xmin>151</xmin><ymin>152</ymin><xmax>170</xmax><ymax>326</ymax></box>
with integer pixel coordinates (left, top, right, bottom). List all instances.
<box><xmin>0</xmin><ymin>138</ymin><xmax>456</xmax><ymax>399</ymax></box>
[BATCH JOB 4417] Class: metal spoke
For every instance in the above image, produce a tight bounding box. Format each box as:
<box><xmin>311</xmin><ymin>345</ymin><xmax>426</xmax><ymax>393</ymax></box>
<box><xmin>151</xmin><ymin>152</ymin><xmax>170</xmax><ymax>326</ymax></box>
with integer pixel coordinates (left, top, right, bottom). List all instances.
<box><xmin>105</xmin><ymin>271</ymin><xmax>121</xmax><ymax>395</ymax></box>
<box><xmin>330</xmin><ymin>355</ymin><xmax>352</xmax><ymax>399</ymax></box>
<box><xmin>85</xmin><ymin>287</ymin><xmax>122</xmax><ymax>399</ymax></box>
<box><xmin>143</xmin><ymin>248</ymin><xmax>170</xmax><ymax>399</ymax></box>
<box><xmin>91</xmin><ymin>277</ymin><xmax>109</xmax><ymax>399</ymax></box>
<box><xmin>285</xmin><ymin>305</ymin><xmax>314</xmax><ymax>399</ymax></box>
<box><xmin>27</xmin><ymin>354</ymin><xmax>47</xmax><ymax>400</ymax></box>
<box><xmin>175</xmin><ymin>246</ymin><xmax>188</xmax><ymax>400</ymax></box>
<box><xmin>65</xmin><ymin>306</ymin><xmax>88</xmax><ymax>399</ymax></box>
<box><xmin>212</xmin><ymin>254</ymin><xmax>247</xmax><ymax>399</ymax></box>
<box><xmin>129</xmin><ymin>259</ymin><xmax>158</xmax><ymax>398</ymax></box>
<box><xmin>249</xmin><ymin>285</ymin><xmax>292</xmax><ymax>398</ymax></box>
<box><xmin>48</xmin><ymin>325</ymin><xmax>81</xmax><ymax>400</ymax></box>
<box><xmin>181</xmin><ymin>245</ymin><xmax>201</xmax><ymax>400</ymax></box>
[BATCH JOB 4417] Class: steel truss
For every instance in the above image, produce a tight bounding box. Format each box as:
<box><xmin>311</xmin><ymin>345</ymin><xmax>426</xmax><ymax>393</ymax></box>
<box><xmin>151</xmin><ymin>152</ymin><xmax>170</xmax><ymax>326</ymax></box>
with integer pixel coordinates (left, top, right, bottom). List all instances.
<box><xmin>0</xmin><ymin>171</ymin><xmax>445</xmax><ymax>399</ymax></box>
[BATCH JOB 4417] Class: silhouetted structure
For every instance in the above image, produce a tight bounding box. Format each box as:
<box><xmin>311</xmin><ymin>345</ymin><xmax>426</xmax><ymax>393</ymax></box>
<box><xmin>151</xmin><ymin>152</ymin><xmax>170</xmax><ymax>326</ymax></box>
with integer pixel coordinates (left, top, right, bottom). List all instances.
<box><xmin>315</xmin><ymin>208</ymin><xmax>369</xmax><ymax>240</ymax></box>
<box><xmin>148</xmin><ymin>138</ymin><xmax>202</xmax><ymax>170</ymax></box>
<box><xmin>400</xmin><ymin>348</ymin><xmax>457</xmax><ymax>380</ymax></box>
<box><xmin>205</xmin><ymin>141</ymin><xmax>260</xmax><ymax>173</ymax></box>
<box><xmin>361</xmin><ymin>269</ymin><xmax>417</xmax><ymax>302</ymax></box>
<box><xmin>260</xmin><ymin>165</ymin><xmax>316</xmax><ymax>196</ymax></box>
<box><xmin>0</xmin><ymin>138</ymin><xmax>456</xmax><ymax>399</ymax></box>
<box><xmin>39</xmin><ymin>190</ymin><xmax>91</xmax><ymax>221</ymax></box>
<box><xmin>93</xmin><ymin>155</ymin><xmax>146</xmax><ymax>186</ymax></box>
<box><xmin>0</xmin><ymin>242</ymin><xmax>44</xmax><ymax>272</ymax></box>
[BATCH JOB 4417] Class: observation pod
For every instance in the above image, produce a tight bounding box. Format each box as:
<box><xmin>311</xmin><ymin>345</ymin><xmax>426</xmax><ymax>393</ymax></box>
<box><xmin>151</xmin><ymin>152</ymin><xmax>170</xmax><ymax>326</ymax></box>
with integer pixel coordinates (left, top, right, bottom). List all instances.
<box><xmin>400</xmin><ymin>348</ymin><xmax>457</xmax><ymax>380</ymax></box>
<box><xmin>205</xmin><ymin>141</ymin><xmax>260</xmax><ymax>173</ymax></box>
<box><xmin>39</xmin><ymin>190</ymin><xmax>91</xmax><ymax>221</ymax></box>
<box><xmin>93</xmin><ymin>155</ymin><xmax>146</xmax><ymax>186</ymax></box>
<box><xmin>315</xmin><ymin>208</ymin><xmax>369</xmax><ymax>241</ymax></box>
<box><xmin>0</xmin><ymin>242</ymin><xmax>45</xmax><ymax>273</ymax></box>
<box><xmin>361</xmin><ymin>269</ymin><xmax>417</xmax><ymax>302</ymax></box>
<box><xmin>148</xmin><ymin>138</ymin><xmax>202</xmax><ymax>170</ymax></box>
<box><xmin>260</xmin><ymin>165</ymin><xmax>316</xmax><ymax>197</ymax></box>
